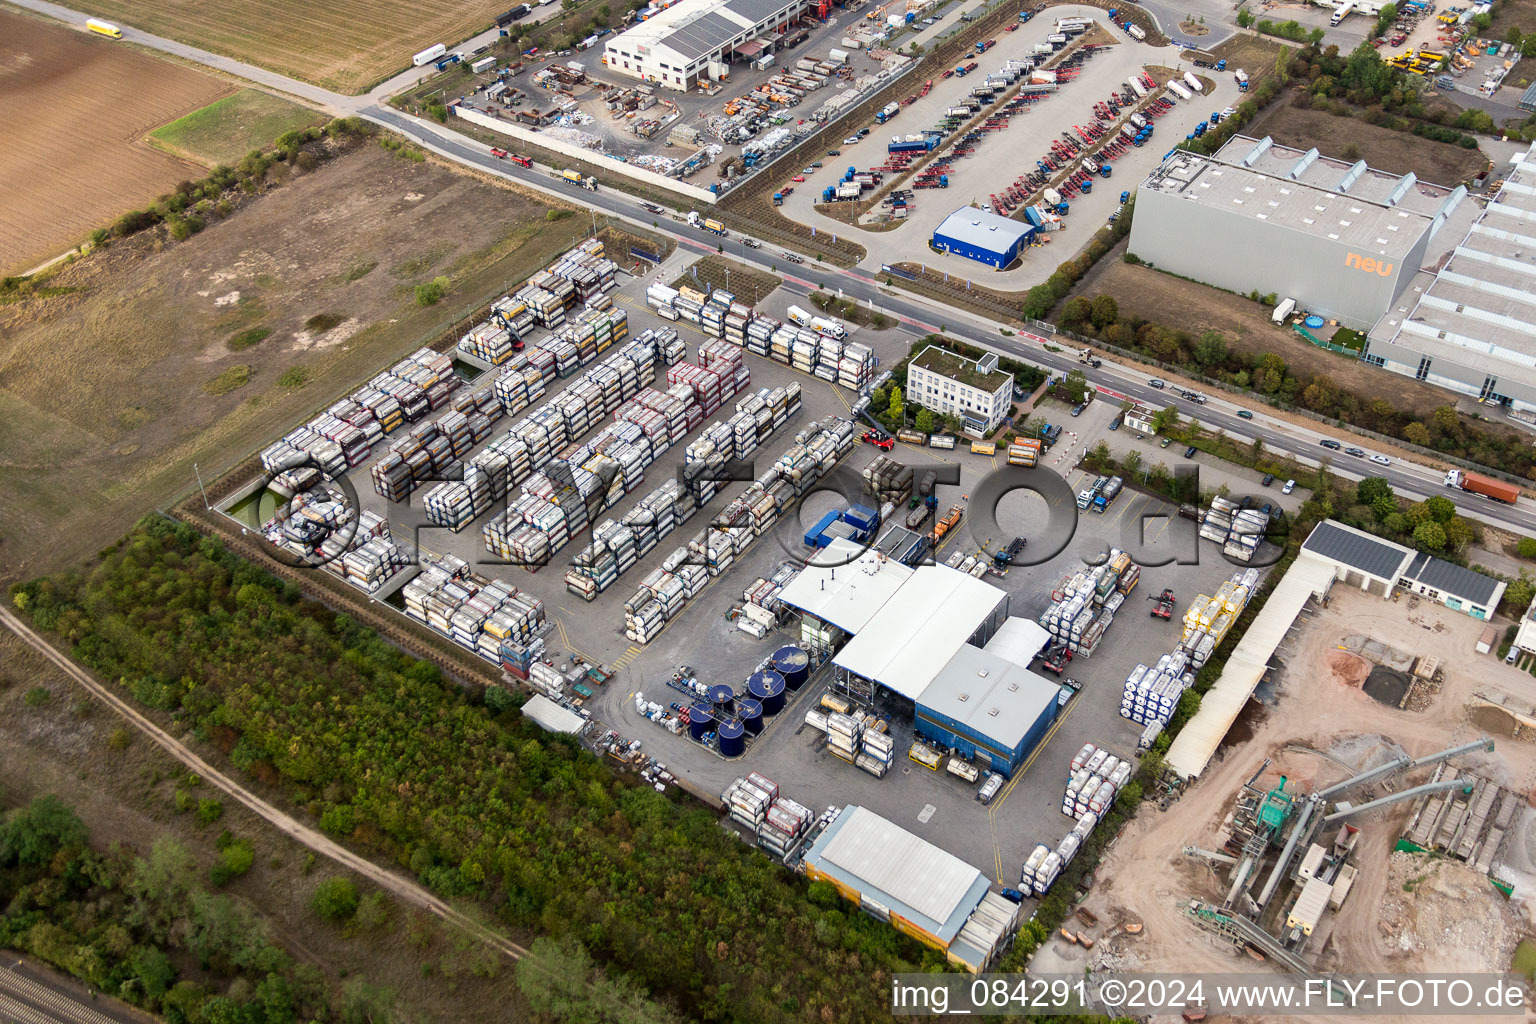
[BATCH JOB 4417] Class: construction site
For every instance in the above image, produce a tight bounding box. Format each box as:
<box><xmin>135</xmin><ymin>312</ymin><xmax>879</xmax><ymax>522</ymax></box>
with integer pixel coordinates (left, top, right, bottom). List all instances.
<box><xmin>1038</xmin><ymin>583</ymin><xmax>1536</xmax><ymax>993</ymax></box>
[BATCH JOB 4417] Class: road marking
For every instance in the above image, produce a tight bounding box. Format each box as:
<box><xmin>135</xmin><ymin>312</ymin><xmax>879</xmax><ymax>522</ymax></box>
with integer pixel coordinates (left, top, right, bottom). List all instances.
<box><xmin>612</xmin><ymin>645</ymin><xmax>644</xmax><ymax>669</ymax></box>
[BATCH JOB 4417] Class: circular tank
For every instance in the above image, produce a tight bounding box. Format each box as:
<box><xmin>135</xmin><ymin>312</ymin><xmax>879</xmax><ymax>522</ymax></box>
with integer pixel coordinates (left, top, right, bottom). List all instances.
<box><xmin>738</xmin><ymin>697</ymin><xmax>764</xmax><ymax>735</ymax></box>
<box><xmin>688</xmin><ymin>702</ymin><xmax>714</xmax><ymax>741</ymax></box>
<box><xmin>747</xmin><ymin>670</ymin><xmax>787</xmax><ymax>716</ymax></box>
<box><xmin>1303</xmin><ymin>314</ymin><xmax>1325</xmax><ymax>329</ymax></box>
<box><xmin>717</xmin><ymin>719</ymin><xmax>745</xmax><ymax>757</ymax></box>
<box><xmin>770</xmin><ymin>645</ymin><xmax>811</xmax><ymax>690</ymax></box>
<box><xmin>708</xmin><ymin>683</ymin><xmax>735</xmax><ymax>706</ymax></box>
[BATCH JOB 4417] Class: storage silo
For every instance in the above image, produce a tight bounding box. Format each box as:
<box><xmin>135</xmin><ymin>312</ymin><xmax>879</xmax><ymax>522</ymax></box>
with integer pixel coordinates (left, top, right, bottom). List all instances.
<box><xmin>717</xmin><ymin>719</ymin><xmax>746</xmax><ymax>758</ymax></box>
<box><xmin>688</xmin><ymin>702</ymin><xmax>714</xmax><ymax>741</ymax></box>
<box><xmin>708</xmin><ymin>683</ymin><xmax>735</xmax><ymax>706</ymax></box>
<box><xmin>771</xmin><ymin>646</ymin><xmax>811</xmax><ymax>690</ymax></box>
<box><xmin>738</xmin><ymin>697</ymin><xmax>764</xmax><ymax>735</ymax></box>
<box><xmin>747</xmin><ymin>670</ymin><xmax>787</xmax><ymax>716</ymax></box>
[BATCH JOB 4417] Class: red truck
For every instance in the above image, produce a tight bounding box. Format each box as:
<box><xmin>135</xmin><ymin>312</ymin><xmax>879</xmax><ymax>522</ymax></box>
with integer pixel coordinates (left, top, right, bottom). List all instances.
<box><xmin>508</xmin><ymin>154</ymin><xmax>533</xmax><ymax>167</ymax></box>
<box><xmin>1445</xmin><ymin>469</ymin><xmax>1521</xmax><ymax>504</ymax></box>
<box><xmin>490</xmin><ymin>148</ymin><xmax>508</xmax><ymax>158</ymax></box>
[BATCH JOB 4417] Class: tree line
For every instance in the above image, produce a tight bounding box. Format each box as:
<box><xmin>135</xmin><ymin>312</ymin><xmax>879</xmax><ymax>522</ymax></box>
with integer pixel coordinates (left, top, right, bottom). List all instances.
<box><xmin>10</xmin><ymin>518</ymin><xmax>941</xmax><ymax>1023</ymax></box>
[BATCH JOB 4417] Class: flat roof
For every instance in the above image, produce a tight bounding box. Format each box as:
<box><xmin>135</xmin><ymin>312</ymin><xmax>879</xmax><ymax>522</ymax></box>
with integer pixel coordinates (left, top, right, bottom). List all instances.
<box><xmin>1402</xmin><ymin>551</ymin><xmax>1503</xmax><ymax>606</ymax></box>
<box><xmin>1369</xmin><ymin>144</ymin><xmax>1536</xmax><ymax>363</ymax></box>
<box><xmin>804</xmin><ymin>805</ymin><xmax>990</xmax><ymax>944</ymax></box>
<box><xmin>521</xmin><ymin>694</ymin><xmax>587</xmax><ymax>734</ymax></box>
<box><xmin>834</xmin><ymin>566</ymin><xmax>1006</xmax><ymax>702</ymax></box>
<box><xmin>607</xmin><ymin>0</ymin><xmax>805</xmax><ymax>63</ymax></box>
<box><xmin>910</xmin><ymin>345</ymin><xmax>1011</xmax><ymax>393</ymax></box>
<box><xmin>1212</xmin><ymin>135</ymin><xmax>1459</xmax><ymax>217</ymax></box>
<box><xmin>1300</xmin><ymin>520</ymin><xmax>1413</xmax><ymax>582</ymax></box>
<box><xmin>933</xmin><ymin>206</ymin><xmax>1034</xmax><ymax>255</ymax></box>
<box><xmin>917</xmin><ymin>645</ymin><xmax>1058</xmax><ymax>752</ymax></box>
<box><xmin>776</xmin><ymin>538</ymin><xmax>914</xmax><ymax>633</ymax></box>
<box><xmin>982</xmin><ymin>616</ymin><xmax>1051</xmax><ymax>667</ymax></box>
<box><xmin>1141</xmin><ymin>147</ymin><xmax>1438</xmax><ymax>260</ymax></box>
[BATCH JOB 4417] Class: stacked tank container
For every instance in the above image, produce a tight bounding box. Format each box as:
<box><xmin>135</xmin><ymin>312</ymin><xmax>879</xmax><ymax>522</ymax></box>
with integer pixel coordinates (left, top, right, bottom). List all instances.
<box><xmin>399</xmin><ymin>558</ymin><xmax>544</xmax><ymax>665</ymax></box>
<box><xmin>859</xmin><ymin>728</ymin><xmax>894</xmax><ymax>777</ymax></box>
<box><xmin>724</xmin><ymin>775</ymin><xmax>774</xmax><ymax>831</ymax></box>
<box><xmin>826</xmin><ymin>711</ymin><xmax>862</xmax><ymax>763</ymax></box>
<box><xmin>861</xmin><ymin>454</ymin><xmax>913</xmax><ymax>505</ymax></box>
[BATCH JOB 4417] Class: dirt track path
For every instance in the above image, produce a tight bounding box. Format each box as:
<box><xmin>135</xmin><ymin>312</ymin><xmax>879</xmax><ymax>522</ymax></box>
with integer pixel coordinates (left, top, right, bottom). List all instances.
<box><xmin>0</xmin><ymin>605</ymin><xmax>529</xmax><ymax>965</ymax></box>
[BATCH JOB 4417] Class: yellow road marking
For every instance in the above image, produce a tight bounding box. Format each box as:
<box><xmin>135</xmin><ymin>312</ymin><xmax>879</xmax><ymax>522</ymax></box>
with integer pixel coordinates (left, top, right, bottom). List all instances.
<box><xmin>987</xmin><ymin>692</ymin><xmax>1080</xmax><ymax>877</ymax></box>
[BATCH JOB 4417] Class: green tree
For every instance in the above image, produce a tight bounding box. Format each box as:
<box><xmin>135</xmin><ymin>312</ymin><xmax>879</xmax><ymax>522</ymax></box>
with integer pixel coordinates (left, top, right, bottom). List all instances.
<box><xmin>1372</xmin><ymin>495</ymin><xmax>1397</xmax><ymax>521</ymax></box>
<box><xmin>1506</xmin><ymin>571</ymin><xmax>1535</xmax><ymax>612</ymax></box>
<box><xmin>1517</xmin><ymin>536</ymin><xmax>1536</xmax><ymax>559</ymax></box>
<box><xmin>1064</xmin><ymin>369</ymin><xmax>1089</xmax><ymax>402</ymax></box>
<box><xmin>311</xmin><ymin>876</ymin><xmax>360</xmax><ymax>922</ymax></box>
<box><xmin>1089</xmin><ymin>294</ymin><xmax>1119</xmax><ymax>330</ymax></box>
<box><xmin>1123</xmin><ymin>449</ymin><xmax>1143</xmax><ymax>475</ymax></box>
<box><xmin>1413</xmin><ymin>520</ymin><xmax>1447</xmax><ymax>552</ymax></box>
<box><xmin>1153</xmin><ymin>404</ymin><xmax>1180</xmax><ymax>433</ymax></box>
<box><xmin>211</xmin><ymin>840</ymin><xmax>254</xmax><ymax>885</ymax></box>
<box><xmin>1382</xmin><ymin>511</ymin><xmax>1409</xmax><ymax>536</ymax></box>
<box><xmin>1403</xmin><ymin>421</ymin><xmax>1431</xmax><ymax>446</ymax></box>
<box><xmin>127</xmin><ymin>838</ymin><xmax>198</xmax><ymax>943</ymax></box>
<box><xmin>1424</xmin><ymin>495</ymin><xmax>1456</xmax><ymax>523</ymax></box>
<box><xmin>1060</xmin><ymin>296</ymin><xmax>1092</xmax><ymax>328</ymax></box>
<box><xmin>1406</xmin><ymin>501</ymin><xmax>1432</xmax><ymax>527</ymax></box>
<box><xmin>1444</xmin><ymin>515</ymin><xmax>1474</xmax><ymax>552</ymax></box>
<box><xmin>0</xmin><ymin>795</ymin><xmax>87</xmax><ymax>866</ymax></box>
<box><xmin>1193</xmin><ymin>330</ymin><xmax>1228</xmax><ymax>367</ymax></box>
<box><xmin>914</xmin><ymin>407</ymin><xmax>935</xmax><ymax>433</ymax></box>
<box><xmin>887</xmin><ymin>385</ymin><xmax>904</xmax><ymax>422</ymax></box>
<box><xmin>1431</xmin><ymin>405</ymin><xmax>1459</xmax><ymax>436</ymax></box>
<box><xmin>1356</xmin><ymin>477</ymin><xmax>1393</xmax><ymax>505</ymax></box>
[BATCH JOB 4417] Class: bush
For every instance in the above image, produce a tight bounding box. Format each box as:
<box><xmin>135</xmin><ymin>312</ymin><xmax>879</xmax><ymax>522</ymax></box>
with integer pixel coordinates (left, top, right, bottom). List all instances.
<box><xmin>227</xmin><ymin>327</ymin><xmax>270</xmax><ymax>351</ymax></box>
<box><xmin>202</xmin><ymin>365</ymin><xmax>251</xmax><ymax>396</ymax></box>
<box><xmin>414</xmin><ymin>280</ymin><xmax>444</xmax><ymax>306</ymax></box>
<box><xmin>276</xmin><ymin>366</ymin><xmax>312</xmax><ymax>389</ymax></box>
<box><xmin>196</xmin><ymin>798</ymin><xmax>224</xmax><ymax>826</ymax></box>
<box><xmin>1517</xmin><ymin>537</ymin><xmax>1536</xmax><ymax>559</ymax></box>
<box><xmin>312</xmin><ymin>876</ymin><xmax>360</xmax><ymax>921</ymax></box>
<box><xmin>211</xmin><ymin>839</ymin><xmax>254</xmax><ymax>885</ymax></box>
<box><xmin>23</xmin><ymin>686</ymin><xmax>51</xmax><ymax>707</ymax></box>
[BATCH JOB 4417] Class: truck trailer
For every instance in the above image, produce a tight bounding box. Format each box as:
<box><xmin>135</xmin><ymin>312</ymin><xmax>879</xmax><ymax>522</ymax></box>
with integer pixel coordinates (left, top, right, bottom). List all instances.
<box><xmin>1445</xmin><ymin>469</ymin><xmax>1520</xmax><ymax>504</ymax></box>
<box><xmin>413</xmin><ymin>43</ymin><xmax>448</xmax><ymax>66</ymax></box>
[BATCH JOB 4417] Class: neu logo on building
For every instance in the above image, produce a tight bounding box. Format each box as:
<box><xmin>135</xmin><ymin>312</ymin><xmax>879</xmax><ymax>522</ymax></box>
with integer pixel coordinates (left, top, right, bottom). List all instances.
<box><xmin>1345</xmin><ymin>252</ymin><xmax>1394</xmax><ymax>276</ymax></box>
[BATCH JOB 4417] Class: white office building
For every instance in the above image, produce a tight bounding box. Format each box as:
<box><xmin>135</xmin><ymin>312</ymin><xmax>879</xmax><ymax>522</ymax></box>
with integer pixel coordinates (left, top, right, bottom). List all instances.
<box><xmin>905</xmin><ymin>345</ymin><xmax>1013</xmax><ymax>436</ymax></box>
<box><xmin>602</xmin><ymin>0</ymin><xmax>810</xmax><ymax>91</ymax></box>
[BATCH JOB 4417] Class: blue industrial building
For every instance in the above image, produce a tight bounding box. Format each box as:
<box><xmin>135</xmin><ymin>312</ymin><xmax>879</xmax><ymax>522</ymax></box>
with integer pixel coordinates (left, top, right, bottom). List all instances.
<box><xmin>915</xmin><ymin>643</ymin><xmax>1059</xmax><ymax>777</ymax></box>
<box><xmin>931</xmin><ymin>207</ymin><xmax>1035</xmax><ymax>269</ymax></box>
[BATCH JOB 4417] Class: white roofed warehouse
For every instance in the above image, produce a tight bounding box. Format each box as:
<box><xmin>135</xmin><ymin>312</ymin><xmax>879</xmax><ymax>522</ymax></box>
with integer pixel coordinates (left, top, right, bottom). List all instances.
<box><xmin>601</xmin><ymin>0</ymin><xmax>812</xmax><ymax>91</ymax></box>
<box><xmin>802</xmin><ymin>805</ymin><xmax>1018</xmax><ymax>970</ymax></box>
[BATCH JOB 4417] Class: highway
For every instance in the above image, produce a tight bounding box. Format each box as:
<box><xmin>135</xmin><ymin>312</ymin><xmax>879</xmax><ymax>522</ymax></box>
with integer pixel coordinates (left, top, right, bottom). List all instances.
<box><xmin>16</xmin><ymin>1</ymin><xmax>1536</xmax><ymax>539</ymax></box>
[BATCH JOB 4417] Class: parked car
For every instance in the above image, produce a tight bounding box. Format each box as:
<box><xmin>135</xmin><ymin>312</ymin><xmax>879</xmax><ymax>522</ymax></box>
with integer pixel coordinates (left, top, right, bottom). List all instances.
<box><xmin>791</xmin><ymin>175</ymin><xmax>806</xmax><ymax>183</ymax></box>
<box><xmin>1320</xmin><ymin>439</ymin><xmax>1343</xmax><ymax>450</ymax></box>
<box><xmin>1160</xmin><ymin>437</ymin><xmax>1173</xmax><ymax>448</ymax></box>
<box><xmin>1237</xmin><ymin>409</ymin><xmax>1254</xmax><ymax>420</ymax></box>
<box><xmin>1262</xmin><ymin>473</ymin><xmax>1275</xmax><ymax>487</ymax></box>
<box><xmin>1184</xmin><ymin>445</ymin><xmax>1198</xmax><ymax>458</ymax></box>
<box><xmin>998</xmin><ymin>887</ymin><xmax>1027</xmax><ymax>903</ymax></box>
<box><xmin>1282</xmin><ymin>479</ymin><xmax>1296</xmax><ymax>494</ymax></box>
<box><xmin>1148</xmin><ymin>378</ymin><xmax>1166</xmax><ymax>389</ymax></box>
<box><xmin>1507</xmin><ymin>647</ymin><xmax>1520</xmax><ymax>665</ymax></box>
<box><xmin>1239</xmin><ymin>495</ymin><xmax>1254</xmax><ymax>510</ymax></box>
<box><xmin>1369</xmin><ymin>453</ymin><xmax>1391</xmax><ymax>466</ymax></box>
<box><xmin>1071</xmin><ymin>403</ymin><xmax>1085</xmax><ymax>416</ymax></box>
<box><xmin>741</xmin><ymin>238</ymin><xmax>762</xmax><ymax>249</ymax></box>
<box><xmin>1109</xmin><ymin>419</ymin><xmax>1120</xmax><ymax>431</ymax></box>
<box><xmin>843</xmin><ymin>136</ymin><xmax>860</xmax><ymax>144</ymax></box>
<box><xmin>827</xmin><ymin>149</ymin><xmax>840</xmax><ymax>156</ymax></box>
<box><xmin>1345</xmin><ymin>446</ymin><xmax>1366</xmax><ymax>458</ymax></box>
<box><xmin>1260</xmin><ymin>502</ymin><xmax>1274</xmax><ymax>518</ymax></box>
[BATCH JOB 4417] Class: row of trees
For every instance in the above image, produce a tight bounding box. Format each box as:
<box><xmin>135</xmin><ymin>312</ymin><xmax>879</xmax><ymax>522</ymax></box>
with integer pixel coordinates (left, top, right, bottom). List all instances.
<box><xmin>0</xmin><ymin>795</ymin><xmax>356</xmax><ymax>1024</ymax></box>
<box><xmin>10</xmin><ymin>519</ymin><xmax>936</xmax><ymax>1023</ymax></box>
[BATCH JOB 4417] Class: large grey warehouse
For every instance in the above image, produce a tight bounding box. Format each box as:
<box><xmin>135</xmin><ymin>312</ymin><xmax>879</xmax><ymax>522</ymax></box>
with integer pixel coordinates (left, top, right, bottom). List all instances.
<box><xmin>1365</xmin><ymin>140</ymin><xmax>1536</xmax><ymax>414</ymax></box>
<box><xmin>1127</xmin><ymin>135</ymin><xmax>1473</xmax><ymax>330</ymax></box>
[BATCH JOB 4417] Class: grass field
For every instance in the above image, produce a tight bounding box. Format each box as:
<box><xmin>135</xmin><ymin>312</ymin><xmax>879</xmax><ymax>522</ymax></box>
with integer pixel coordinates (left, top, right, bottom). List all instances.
<box><xmin>0</xmin><ymin>9</ymin><xmax>231</xmax><ymax>275</ymax></box>
<box><xmin>62</xmin><ymin>0</ymin><xmax>510</xmax><ymax>93</ymax></box>
<box><xmin>0</xmin><ymin>144</ymin><xmax>610</xmax><ymax>579</ymax></box>
<box><xmin>149</xmin><ymin>89</ymin><xmax>324</xmax><ymax>166</ymax></box>
<box><xmin>1247</xmin><ymin>100</ymin><xmax>1492</xmax><ymax>186</ymax></box>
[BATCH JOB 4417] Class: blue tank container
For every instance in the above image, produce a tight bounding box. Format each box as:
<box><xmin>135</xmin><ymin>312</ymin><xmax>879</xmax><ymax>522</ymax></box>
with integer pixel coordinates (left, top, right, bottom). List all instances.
<box><xmin>717</xmin><ymin>719</ymin><xmax>745</xmax><ymax>757</ymax></box>
<box><xmin>688</xmin><ymin>702</ymin><xmax>714</xmax><ymax>741</ymax></box>
<box><xmin>771</xmin><ymin>646</ymin><xmax>811</xmax><ymax>690</ymax></box>
<box><xmin>747</xmin><ymin>670</ymin><xmax>787</xmax><ymax>716</ymax></box>
<box><xmin>738</xmin><ymin>697</ymin><xmax>764</xmax><ymax>735</ymax></box>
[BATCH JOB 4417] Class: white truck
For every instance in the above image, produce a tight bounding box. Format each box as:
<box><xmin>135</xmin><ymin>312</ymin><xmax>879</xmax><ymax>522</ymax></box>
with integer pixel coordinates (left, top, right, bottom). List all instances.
<box><xmin>811</xmin><ymin>315</ymin><xmax>846</xmax><ymax>339</ymax></box>
<box><xmin>1271</xmin><ymin>297</ymin><xmax>1296</xmax><ymax>325</ymax></box>
<box><xmin>1128</xmin><ymin>23</ymin><xmax>1146</xmax><ymax>40</ymax></box>
<box><xmin>1182</xmin><ymin>71</ymin><xmax>1205</xmax><ymax>93</ymax></box>
<box><xmin>413</xmin><ymin>43</ymin><xmax>448</xmax><ymax>66</ymax></box>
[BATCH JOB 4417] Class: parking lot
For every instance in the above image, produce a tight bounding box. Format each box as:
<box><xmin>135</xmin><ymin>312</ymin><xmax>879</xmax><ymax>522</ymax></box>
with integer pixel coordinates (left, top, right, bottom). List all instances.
<box><xmin>778</xmin><ymin>8</ymin><xmax>1245</xmax><ymax>280</ymax></box>
<box><xmin>587</xmin><ymin>394</ymin><xmax>1276</xmax><ymax>890</ymax></box>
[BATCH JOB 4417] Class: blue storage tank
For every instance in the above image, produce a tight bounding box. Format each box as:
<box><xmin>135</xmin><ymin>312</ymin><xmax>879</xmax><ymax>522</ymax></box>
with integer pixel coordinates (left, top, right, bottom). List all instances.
<box><xmin>738</xmin><ymin>697</ymin><xmax>764</xmax><ymax>734</ymax></box>
<box><xmin>747</xmin><ymin>670</ymin><xmax>787</xmax><ymax>716</ymax></box>
<box><xmin>772</xmin><ymin>646</ymin><xmax>811</xmax><ymax>690</ymax></box>
<box><xmin>689</xmin><ymin>702</ymin><xmax>714</xmax><ymax>740</ymax></box>
<box><xmin>718</xmin><ymin>720</ymin><xmax>745</xmax><ymax>757</ymax></box>
<box><xmin>708</xmin><ymin>683</ymin><xmax>735</xmax><ymax>706</ymax></box>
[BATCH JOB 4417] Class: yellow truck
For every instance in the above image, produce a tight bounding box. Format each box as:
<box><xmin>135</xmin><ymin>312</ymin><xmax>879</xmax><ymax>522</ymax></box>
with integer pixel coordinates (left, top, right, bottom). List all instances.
<box><xmin>702</xmin><ymin>218</ymin><xmax>728</xmax><ymax>236</ymax></box>
<box><xmin>87</xmin><ymin>17</ymin><xmax>122</xmax><ymax>38</ymax></box>
<box><xmin>558</xmin><ymin>169</ymin><xmax>598</xmax><ymax>191</ymax></box>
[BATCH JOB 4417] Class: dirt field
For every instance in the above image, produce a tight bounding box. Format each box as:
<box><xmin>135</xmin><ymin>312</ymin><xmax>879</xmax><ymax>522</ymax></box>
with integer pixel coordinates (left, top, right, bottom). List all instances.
<box><xmin>0</xmin><ymin>630</ymin><xmax>537</xmax><ymax>1023</ymax></box>
<box><xmin>0</xmin><ymin>9</ymin><xmax>232</xmax><ymax>275</ymax></box>
<box><xmin>0</xmin><ymin>144</ymin><xmax>598</xmax><ymax>580</ymax></box>
<box><xmin>1247</xmin><ymin>100</ymin><xmax>1493</xmax><ymax>186</ymax></box>
<box><xmin>1070</xmin><ymin>244</ymin><xmax>1453</xmax><ymax>416</ymax></box>
<box><xmin>63</xmin><ymin>0</ymin><xmax>511</xmax><ymax>93</ymax></box>
<box><xmin>1044</xmin><ymin>586</ymin><xmax>1536</xmax><ymax>1016</ymax></box>
<box><xmin>149</xmin><ymin>88</ymin><xmax>326</xmax><ymax>167</ymax></box>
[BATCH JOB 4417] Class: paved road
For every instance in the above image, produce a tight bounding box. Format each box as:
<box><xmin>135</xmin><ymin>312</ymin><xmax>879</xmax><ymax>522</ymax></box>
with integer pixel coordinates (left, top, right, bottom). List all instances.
<box><xmin>0</xmin><ymin>960</ymin><xmax>145</xmax><ymax>1024</ymax></box>
<box><xmin>0</xmin><ymin>605</ymin><xmax>531</xmax><ymax>966</ymax></box>
<box><xmin>16</xmin><ymin>0</ymin><xmax>1536</xmax><ymax>537</ymax></box>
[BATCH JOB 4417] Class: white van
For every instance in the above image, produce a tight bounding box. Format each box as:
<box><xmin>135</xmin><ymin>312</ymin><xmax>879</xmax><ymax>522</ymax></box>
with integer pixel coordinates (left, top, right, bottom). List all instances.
<box><xmin>786</xmin><ymin>304</ymin><xmax>813</xmax><ymax>327</ymax></box>
<box><xmin>810</xmin><ymin>315</ymin><xmax>846</xmax><ymax>339</ymax></box>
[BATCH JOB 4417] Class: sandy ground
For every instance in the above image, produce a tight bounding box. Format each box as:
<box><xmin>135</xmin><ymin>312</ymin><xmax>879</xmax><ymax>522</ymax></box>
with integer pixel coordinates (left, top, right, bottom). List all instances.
<box><xmin>1044</xmin><ymin>585</ymin><xmax>1535</xmax><ymax>1021</ymax></box>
